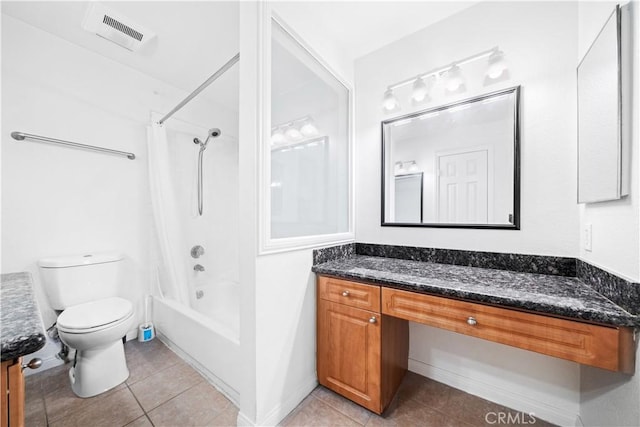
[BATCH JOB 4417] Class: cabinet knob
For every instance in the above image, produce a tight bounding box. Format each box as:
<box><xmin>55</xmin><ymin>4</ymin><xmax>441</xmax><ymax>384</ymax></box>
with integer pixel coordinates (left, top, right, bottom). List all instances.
<box><xmin>22</xmin><ymin>358</ymin><xmax>42</xmax><ymax>371</ymax></box>
<box><xmin>342</xmin><ymin>290</ymin><xmax>350</xmax><ymax>297</ymax></box>
<box><xmin>369</xmin><ymin>316</ymin><xmax>377</xmax><ymax>324</ymax></box>
<box><xmin>467</xmin><ymin>316</ymin><xmax>477</xmax><ymax>326</ymax></box>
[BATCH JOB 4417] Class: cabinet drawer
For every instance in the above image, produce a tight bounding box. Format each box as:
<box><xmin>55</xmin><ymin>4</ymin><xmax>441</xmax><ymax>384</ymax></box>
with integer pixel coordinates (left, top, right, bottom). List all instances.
<box><xmin>382</xmin><ymin>288</ymin><xmax>634</xmax><ymax>373</ymax></box>
<box><xmin>318</xmin><ymin>276</ymin><xmax>380</xmax><ymax>312</ymax></box>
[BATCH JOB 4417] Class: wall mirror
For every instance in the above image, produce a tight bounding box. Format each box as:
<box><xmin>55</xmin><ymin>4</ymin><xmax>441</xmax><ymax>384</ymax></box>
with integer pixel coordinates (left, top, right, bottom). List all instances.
<box><xmin>577</xmin><ymin>4</ymin><xmax>630</xmax><ymax>203</ymax></box>
<box><xmin>382</xmin><ymin>86</ymin><xmax>520</xmax><ymax>229</ymax></box>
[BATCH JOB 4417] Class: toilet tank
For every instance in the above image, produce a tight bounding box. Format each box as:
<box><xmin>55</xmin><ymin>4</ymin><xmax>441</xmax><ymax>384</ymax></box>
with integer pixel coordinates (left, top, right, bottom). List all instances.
<box><xmin>38</xmin><ymin>253</ymin><xmax>124</xmax><ymax>310</ymax></box>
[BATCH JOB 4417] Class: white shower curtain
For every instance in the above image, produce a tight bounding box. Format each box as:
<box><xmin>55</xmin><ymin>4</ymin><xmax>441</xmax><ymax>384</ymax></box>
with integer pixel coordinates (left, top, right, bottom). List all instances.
<box><xmin>147</xmin><ymin>115</ymin><xmax>190</xmax><ymax>305</ymax></box>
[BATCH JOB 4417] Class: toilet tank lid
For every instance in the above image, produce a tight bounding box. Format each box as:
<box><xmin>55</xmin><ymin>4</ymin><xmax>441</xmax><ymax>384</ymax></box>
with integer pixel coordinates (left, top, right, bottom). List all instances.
<box><xmin>38</xmin><ymin>252</ymin><xmax>124</xmax><ymax>268</ymax></box>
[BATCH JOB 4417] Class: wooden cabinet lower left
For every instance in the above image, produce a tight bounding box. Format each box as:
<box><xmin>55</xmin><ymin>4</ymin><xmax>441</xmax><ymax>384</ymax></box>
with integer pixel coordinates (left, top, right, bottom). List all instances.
<box><xmin>317</xmin><ymin>277</ymin><xmax>409</xmax><ymax>414</ymax></box>
<box><xmin>1</xmin><ymin>358</ymin><xmax>25</xmax><ymax>427</ymax></box>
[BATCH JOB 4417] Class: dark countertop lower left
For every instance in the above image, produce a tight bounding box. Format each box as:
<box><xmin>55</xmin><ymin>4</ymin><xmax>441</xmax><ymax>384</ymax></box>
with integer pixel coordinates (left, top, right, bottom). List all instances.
<box><xmin>1</xmin><ymin>272</ymin><xmax>46</xmax><ymax>361</ymax></box>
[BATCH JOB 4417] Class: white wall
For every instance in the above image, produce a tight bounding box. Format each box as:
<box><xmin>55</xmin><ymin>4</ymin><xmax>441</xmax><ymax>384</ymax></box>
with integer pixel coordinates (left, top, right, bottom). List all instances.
<box><xmin>355</xmin><ymin>2</ymin><xmax>581</xmax><ymax>425</ymax></box>
<box><xmin>1</xmin><ymin>14</ymin><xmax>236</xmax><ymax>369</ymax></box>
<box><xmin>578</xmin><ymin>3</ymin><xmax>640</xmax><ymax>426</ymax></box>
<box><xmin>236</xmin><ymin>2</ymin><xmax>355</xmax><ymax>425</ymax></box>
<box><xmin>356</xmin><ymin>1</ymin><xmax>580</xmax><ymax>257</ymax></box>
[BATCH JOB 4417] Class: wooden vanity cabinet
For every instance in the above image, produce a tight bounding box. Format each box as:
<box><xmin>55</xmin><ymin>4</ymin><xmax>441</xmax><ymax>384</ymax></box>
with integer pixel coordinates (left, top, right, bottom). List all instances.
<box><xmin>1</xmin><ymin>358</ymin><xmax>25</xmax><ymax>427</ymax></box>
<box><xmin>317</xmin><ymin>276</ymin><xmax>408</xmax><ymax>414</ymax></box>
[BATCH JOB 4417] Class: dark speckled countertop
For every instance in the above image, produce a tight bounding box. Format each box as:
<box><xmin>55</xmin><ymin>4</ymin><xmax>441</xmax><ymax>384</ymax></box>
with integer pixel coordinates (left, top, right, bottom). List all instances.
<box><xmin>312</xmin><ymin>255</ymin><xmax>640</xmax><ymax>327</ymax></box>
<box><xmin>1</xmin><ymin>272</ymin><xmax>46</xmax><ymax>361</ymax></box>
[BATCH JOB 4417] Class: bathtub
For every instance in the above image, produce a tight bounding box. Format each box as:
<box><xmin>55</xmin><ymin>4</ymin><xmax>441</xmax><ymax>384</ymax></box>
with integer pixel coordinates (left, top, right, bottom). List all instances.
<box><xmin>152</xmin><ymin>285</ymin><xmax>240</xmax><ymax>404</ymax></box>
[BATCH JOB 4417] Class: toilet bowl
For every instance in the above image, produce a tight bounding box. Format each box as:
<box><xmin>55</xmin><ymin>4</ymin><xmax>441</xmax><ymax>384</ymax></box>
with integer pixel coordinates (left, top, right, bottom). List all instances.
<box><xmin>38</xmin><ymin>252</ymin><xmax>136</xmax><ymax>398</ymax></box>
<box><xmin>57</xmin><ymin>297</ymin><xmax>135</xmax><ymax>397</ymax></box>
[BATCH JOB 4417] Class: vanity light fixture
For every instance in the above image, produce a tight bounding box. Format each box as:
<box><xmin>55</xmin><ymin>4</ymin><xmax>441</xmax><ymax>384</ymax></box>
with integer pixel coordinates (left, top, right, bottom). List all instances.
<box><xmin>410</xmin><ymin>77</ymin><xmax>430</xmax><ymax>104</ymax></box>
<box><xmin>382</xmin><ymin>88</ymin><xmax>401</xmax><ymax>113</ymax></box>
<box><xmin>395</xmin><ymin>160</ymin><xmax>419</xmax><ymax>175</ymax></box>
<box><xmin>271</xmin><ymin>127</ymin><xmax>285</xmax><ymax>146</ymax></box>
<box><xmin>300</xmin><ymin>120</ymin><xmax>319</xmax><ymax>137</ymax></box>
<box><xmin>271</xmin><ymin>116</ymin><xmax>320</xmax><ymax>147</ymax></box>
<box><xmin>381</xmin><ymin>46</ymin><xmax>507</xmax><ymax>114</ymax></box>
<box><xmin>486</xmin><ymin>49</ymin><xmax>507</xmax><ymax>79</ymax></box>
<box><xmin>444</xmin><ymin>64</ymin><xmax>465</xmax><ymax>93</ymax></box>
<box><xmin>285</xmin><ymin>126</ymin><xmax>303</xmax><ymax>141</ymax></box>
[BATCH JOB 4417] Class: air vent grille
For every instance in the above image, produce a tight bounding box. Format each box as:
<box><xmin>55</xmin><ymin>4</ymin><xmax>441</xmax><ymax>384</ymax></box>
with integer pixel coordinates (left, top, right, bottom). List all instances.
<box><xmin>102</xmin><ymin>15</ymin><xmax>143</xmax><ymax>41</ymax></box>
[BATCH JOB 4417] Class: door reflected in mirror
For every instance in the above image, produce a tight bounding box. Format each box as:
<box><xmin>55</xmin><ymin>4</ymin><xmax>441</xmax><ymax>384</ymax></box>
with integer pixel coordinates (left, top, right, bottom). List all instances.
<box><xmin>382</xmin><ymin>86</ymin><xmax>520</xmax><ymax>229</ymax></box>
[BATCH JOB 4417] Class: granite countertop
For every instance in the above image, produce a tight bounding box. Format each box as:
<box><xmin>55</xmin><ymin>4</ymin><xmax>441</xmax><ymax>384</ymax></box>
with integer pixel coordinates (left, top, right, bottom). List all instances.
<box><xmin>1</xmin><ymin>272</ymin><xmax>46</xmax><ymax>361</ymax></box>
<box><xmin>312</xmin><ymin>255</ymin><xmax>640</xmax><ymax>327</ymax></box>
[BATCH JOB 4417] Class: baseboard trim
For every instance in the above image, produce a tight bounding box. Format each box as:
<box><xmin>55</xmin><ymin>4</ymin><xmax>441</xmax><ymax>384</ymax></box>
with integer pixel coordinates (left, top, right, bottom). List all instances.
<box><xmin>237</xmin><ymin>411</ymin><xmax>255</xmax><ymax>427</ymax></box>
<box><xmin>258</xmin><ymin>375</ymin><xmax>318</xmax><ymax>426</ymax></box>
<box><xmin>408</xmin><ymin>358</ymin><xmax>578</xmax><ymax>427</ymax></box>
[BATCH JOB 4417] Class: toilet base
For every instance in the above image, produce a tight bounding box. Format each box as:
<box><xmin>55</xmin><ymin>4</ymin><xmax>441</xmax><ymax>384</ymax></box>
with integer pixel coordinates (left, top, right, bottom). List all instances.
<box><xmin>69</xmin><ymin>339</ymin><xmax>129</xmax><ymax>398</ymax></box>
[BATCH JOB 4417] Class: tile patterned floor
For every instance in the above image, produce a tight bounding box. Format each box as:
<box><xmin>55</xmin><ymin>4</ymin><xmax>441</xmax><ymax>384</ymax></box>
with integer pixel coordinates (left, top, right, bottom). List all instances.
<box><xmin>24</xmin><ymin>339</ymin><xmax>238</xmax><ymax>427</ymax></box>
<box><xmin>25</xmin><ymin>339</ymin><xmax>556</xmax><ymax>427</ymax></box>
<box><xmin>280</xmin><ymin>373</ymin><xmax>557</xmax><ymax>427</ymax></box>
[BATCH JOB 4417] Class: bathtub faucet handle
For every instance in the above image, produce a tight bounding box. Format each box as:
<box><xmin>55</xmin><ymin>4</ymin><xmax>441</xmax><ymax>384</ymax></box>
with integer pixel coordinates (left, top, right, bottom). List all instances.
<box><xmin>191</xmin><ymin>245</ymin><xmax>205</xmax><ymax>258</ymax></box>
<box><xmin>194</xmin><ymin>264</ymin><xmax>205</xmax><ymax>272</ymax></box>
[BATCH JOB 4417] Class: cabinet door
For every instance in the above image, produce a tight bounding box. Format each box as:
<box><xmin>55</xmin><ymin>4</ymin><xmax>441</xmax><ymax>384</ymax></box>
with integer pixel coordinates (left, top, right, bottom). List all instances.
<box><xmin>1</xmin><ymin>358</ymin><xmax>25</xmax><ymax>427</ymax></box>
<box><xmin>317</xmin><ymin>299</ymin><xmax>381</xmax><ymax>413</ymax></box>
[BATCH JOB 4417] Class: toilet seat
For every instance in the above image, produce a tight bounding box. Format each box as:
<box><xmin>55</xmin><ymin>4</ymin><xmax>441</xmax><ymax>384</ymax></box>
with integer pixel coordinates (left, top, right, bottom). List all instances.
<box><xmin>58</xmin><ymin>297</ymin><xmax>134</xmax><ymax>333</ymax></box>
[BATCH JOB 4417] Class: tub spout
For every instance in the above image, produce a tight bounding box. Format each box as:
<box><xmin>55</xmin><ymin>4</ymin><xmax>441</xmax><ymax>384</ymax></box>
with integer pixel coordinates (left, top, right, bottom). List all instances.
<box><xmin>194</xmin><ymin>264</ymin><xmax>205</xmax><ymax>272</ymax></box>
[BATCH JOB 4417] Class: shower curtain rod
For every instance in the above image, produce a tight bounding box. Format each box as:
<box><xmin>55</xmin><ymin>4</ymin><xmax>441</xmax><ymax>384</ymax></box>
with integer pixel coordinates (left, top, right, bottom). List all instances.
<box><xmin>158</xmin><ymin>53</ymin><xmax>240</xmax><ymax>125</ymax></box>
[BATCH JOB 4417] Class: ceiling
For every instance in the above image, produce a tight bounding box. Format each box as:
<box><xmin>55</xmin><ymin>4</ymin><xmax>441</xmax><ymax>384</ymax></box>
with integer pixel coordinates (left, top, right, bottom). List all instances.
<box><xmin>2</xmin><ymin>1</ymin><xmax>475</xmax><ymax>112</ymax></box>
<box><xmin>274</xmin><ymin>1</ymin><xmax>477</xmax><ymax>61</ymax></box>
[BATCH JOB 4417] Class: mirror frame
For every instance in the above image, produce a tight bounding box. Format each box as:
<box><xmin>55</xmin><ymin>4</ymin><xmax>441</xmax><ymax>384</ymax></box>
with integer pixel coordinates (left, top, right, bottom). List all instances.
<box><xmin>380</xmin><ymin>86</ymin><xmax>521</xmax><ymax>230</ymax></box>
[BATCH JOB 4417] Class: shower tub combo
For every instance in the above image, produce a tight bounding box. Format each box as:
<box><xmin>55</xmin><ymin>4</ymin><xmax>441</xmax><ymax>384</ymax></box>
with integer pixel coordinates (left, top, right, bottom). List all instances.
<box><xmin>146</xmin><ymin>55</ymin><xmax>241</xmax><ymax>403</ymax></box>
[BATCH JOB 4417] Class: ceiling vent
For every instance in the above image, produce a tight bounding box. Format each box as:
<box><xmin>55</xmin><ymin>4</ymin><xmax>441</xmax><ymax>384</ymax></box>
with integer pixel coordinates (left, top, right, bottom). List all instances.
<box><xmin>82</xmin><ymin>3</ymin><xmax>156</xmax><ymax>52</ymax></box>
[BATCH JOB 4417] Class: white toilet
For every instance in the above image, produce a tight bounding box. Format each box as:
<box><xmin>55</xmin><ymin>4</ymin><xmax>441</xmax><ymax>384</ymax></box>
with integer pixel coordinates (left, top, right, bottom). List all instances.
<box><xmin>38</xmin><ymin>252</ymin><xmax>135</xmax><ymax>398</ymax></box>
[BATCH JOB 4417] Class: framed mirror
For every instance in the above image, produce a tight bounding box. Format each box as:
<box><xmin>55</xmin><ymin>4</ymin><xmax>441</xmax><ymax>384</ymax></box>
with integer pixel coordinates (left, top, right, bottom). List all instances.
<box><xmin>577</xmin><ymin>4</ymin><xmax>630</xmax><ymax>203</ymax></box>
<box><xmin>381</xmin><ymin>86</ymin><xmax>520</xmax><ymax>229</ymax></box>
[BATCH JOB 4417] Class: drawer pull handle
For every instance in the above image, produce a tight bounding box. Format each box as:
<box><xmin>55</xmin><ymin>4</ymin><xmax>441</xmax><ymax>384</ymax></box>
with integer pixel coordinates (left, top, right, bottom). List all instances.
<box><xmin>369</xmin><ymin>316</ymin><xmax>377</xmax><ymax>324</ymax></box>
<box><xmin>467</xmin><ymin>316</ymin><xmax>478</xmax><ymax>326</ymax></box>
<box><xmin>342</xmin><ymin>290</ymin><xmax>350</xmax><ymax>297</ymax></box>
<box><xmin>22</xmin><ymin>358</ymin><xmax>42</xmax><ymax>371</ymax></box>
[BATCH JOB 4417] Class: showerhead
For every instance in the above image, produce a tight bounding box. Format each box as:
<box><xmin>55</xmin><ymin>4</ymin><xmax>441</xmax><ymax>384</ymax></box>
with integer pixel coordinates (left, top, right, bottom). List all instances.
<box><xmin>194</xmin><ymin>128</ymin><xmax>221</xmax><ymax>151</ymax></box>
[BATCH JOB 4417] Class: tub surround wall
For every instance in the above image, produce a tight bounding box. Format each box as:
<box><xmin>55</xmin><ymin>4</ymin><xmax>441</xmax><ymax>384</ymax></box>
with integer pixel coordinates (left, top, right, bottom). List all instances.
<box><xmin>0</xmin><ymin>273</ymin><xmax>46</xmax><ymax>361</ymax></box>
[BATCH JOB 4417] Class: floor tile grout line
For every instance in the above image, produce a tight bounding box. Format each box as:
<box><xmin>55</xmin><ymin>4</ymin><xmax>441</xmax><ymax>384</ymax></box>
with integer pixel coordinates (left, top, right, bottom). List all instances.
<box><xmin>125</xmin><ymin>382</ymin><xmax>150</xmax><ymax>425</ymax></box>
<box><xmin>44</xmin><ymin>384</ymin><xmax>125</xmax><ymax>424</ymax></box>
<box><xmin>124</xmin><ymin>357</ymin><xmax>182</xmax><ymax>387</ymax></box>
<box><xmin>132</xmin><ymin>375</ymin><xmax>207</xmax><ymax>414</ymax></box>
<box><xmin>312</xmin><ymin>388</ymin><xmax>371</xmax><ymax>426</ymax></box>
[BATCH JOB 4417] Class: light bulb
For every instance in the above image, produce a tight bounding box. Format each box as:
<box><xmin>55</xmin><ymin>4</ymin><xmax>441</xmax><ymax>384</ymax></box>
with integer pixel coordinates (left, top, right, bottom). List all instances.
<box><xmin>285</xmin><ymin>126</ymin><xmax>302</xmax><ymax>141</ymax></box>
<box><xmin>445</xmin><ymin>65</ymin><xmax>465</xmax><ymax>92</ymax></box>
<box><xmin>411</xmin><ymin>77</ymin><xmax>429</xmax><ymax>103</ymax></box>
<box><xmin>300</xmin><ymin>122</ymin><xmax>319</xmax><ymax>137</ymax></box>
<box><xmin>271</xmin><ymin>128</ymin><xmax>285</xmax><ymax>146</ymax></box>
<box><xmin>486</xmin><ymin>50</ymin><xmax>507</xmax><ymax>79</ymax></box>
<box><xmin>382</xmin><ymin>88</ymin><xmax>400</xmax><ymax>112</ymax></box>
<box><xmin>408</xmin><ymin>161</ymin><xmax>419</xmax><ymax>173</ymax></box>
